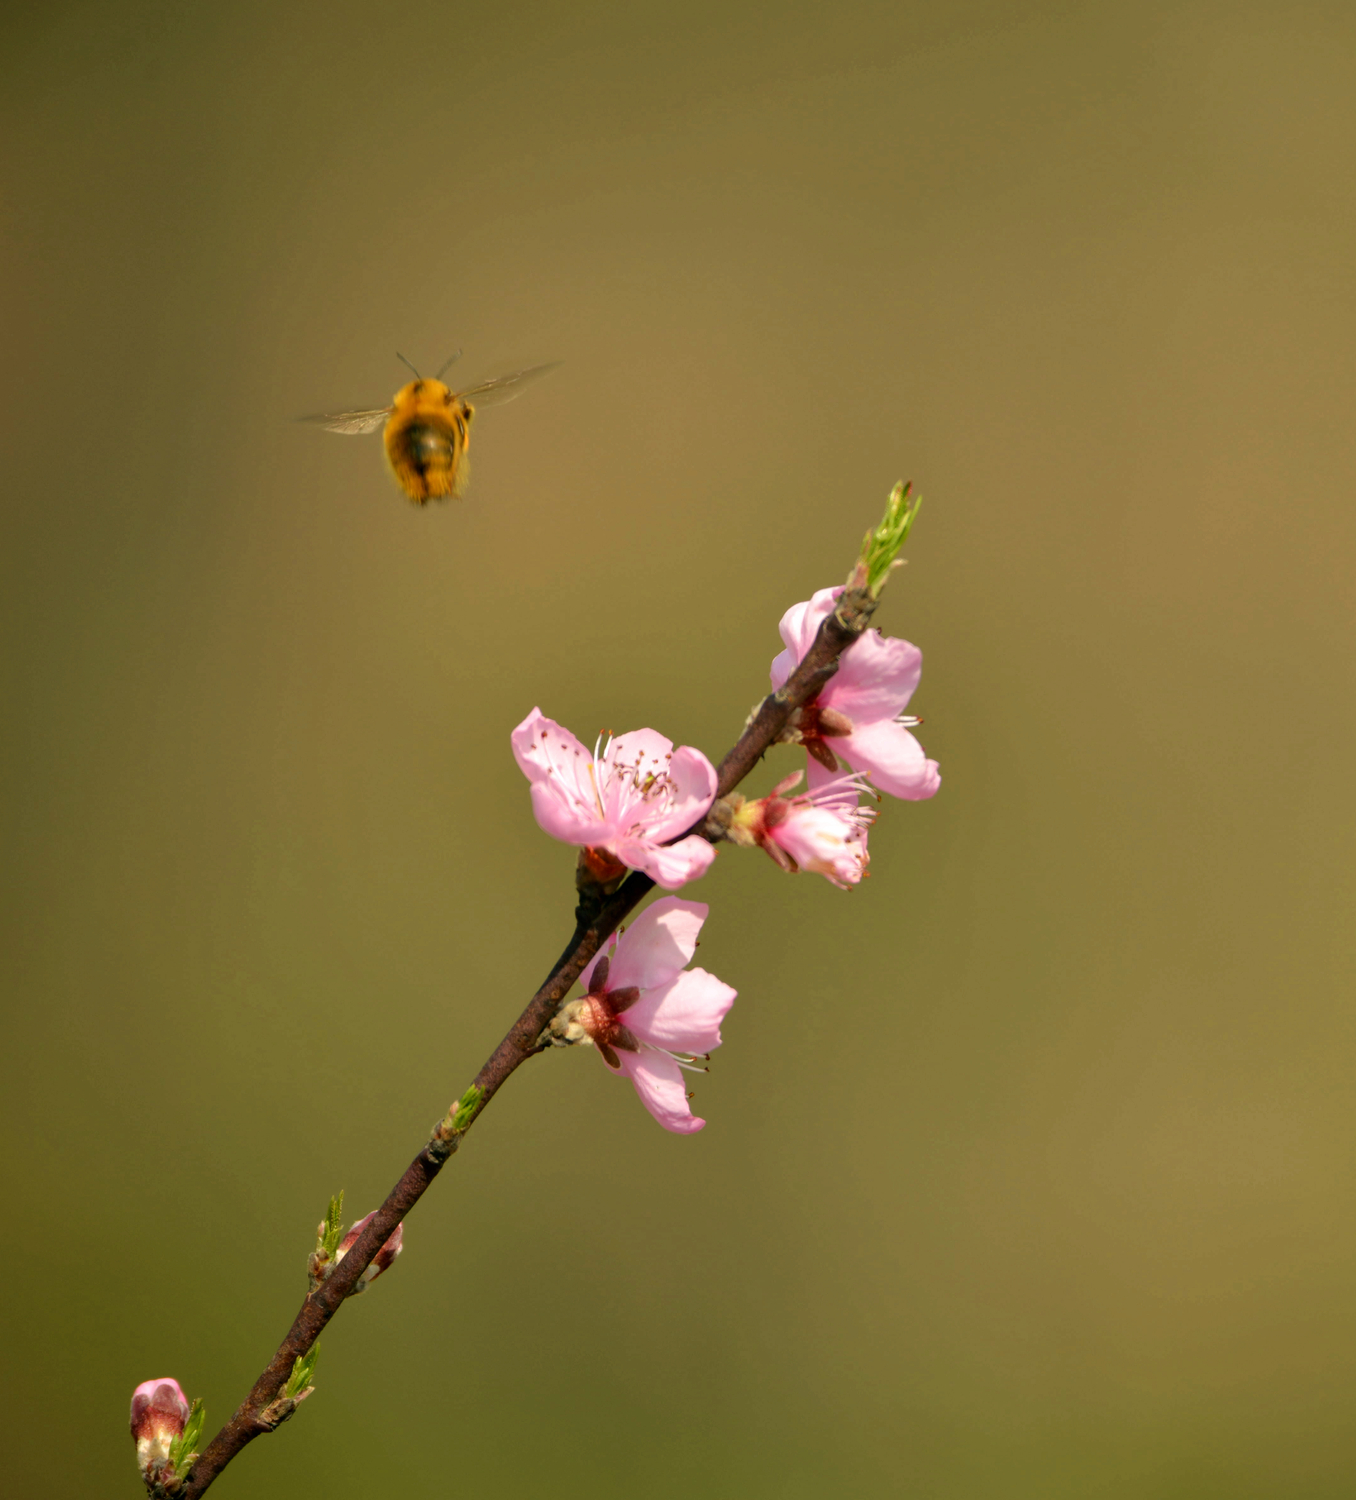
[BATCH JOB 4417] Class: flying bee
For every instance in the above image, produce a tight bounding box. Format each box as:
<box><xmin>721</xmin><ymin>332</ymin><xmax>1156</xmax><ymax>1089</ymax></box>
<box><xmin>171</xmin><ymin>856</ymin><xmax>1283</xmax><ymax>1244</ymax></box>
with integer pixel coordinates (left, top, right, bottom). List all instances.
<box><xmin>302</xmin><ymin>353</ymin><xmax>560</xmax><ymax>505</ymax></box>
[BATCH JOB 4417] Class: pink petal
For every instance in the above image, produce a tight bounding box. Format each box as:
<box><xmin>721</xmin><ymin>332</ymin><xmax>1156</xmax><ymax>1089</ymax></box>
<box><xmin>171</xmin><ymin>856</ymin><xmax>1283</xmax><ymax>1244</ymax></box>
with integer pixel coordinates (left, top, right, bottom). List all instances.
<box><xmin>642</xmin><ymin>745</ymin><xmax>719</xmax><ymax>841</ymax></box>
<box><xmin>770</xmin><ymin>588</ymin><xmax>842</xmax><ymax>689</ymax></box>
<box><xmin>528</xmin><ymin>781</ymin><xmax>608</xmax><ymax>844</ymax></box>
<box><xmin>820</xmin><ymin>631</ymin><xmax>923</xmax><ymax>725</ymax></box>
<box><xmin>780</xmin><ymin>588</ymin><xmax>842</xmax><ymax>661</ymax></box>
<box><xmin>606</xmin><ymin>896</ymin><xmax>707</xmax><ymax>991</ymax></box>
<box><xmin>839</xmin><ymin>719</ymin><xmax>941</xmax><ymax>800</ymax></box>
<box><xmin>805</xmin><ymin>755</ymin><xmax>845</xmax><ymax>795</ymax></box>
<box><xmin>512</xmin><ymin>710</ymin><xmax>609</xmax><ymax>841</ymax></box>
<box><xmin>618</xmin><ymin>833</ymin><xmax>717</xmax><ymax>890</ymax></box>
<box><xmin>770</xmin><ymin>806</ymin><xmax>866</xmax><ymax>888</ymax></box>
<box><xmin>511</xmin><ymin>708</ymin><xmax>585</xmax><ymax>782</ymax></box>
<box><xmin>616</xmin><ymin>1049</ymin><xmax>706</xmax><ymax>1133</ymax></box>
<box><xmin>626</xmin><ymin>967</ymin><xmax>736</xmax><ymax>1054</ymax></box>
<box><xmin>579</xmin><ymin>931</ymin><xmax>620</xmax><ymax>995</ymax></box>
<box><xmin>606</xmin><ymin>727</ymin><xmax>676</xmax><ymax>771</ymax></box>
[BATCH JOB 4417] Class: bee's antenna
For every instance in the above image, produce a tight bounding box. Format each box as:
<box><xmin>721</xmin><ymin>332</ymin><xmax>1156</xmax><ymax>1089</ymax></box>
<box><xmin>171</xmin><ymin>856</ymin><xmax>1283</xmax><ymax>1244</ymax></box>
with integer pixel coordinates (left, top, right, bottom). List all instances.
<box><xmin>396</xmin><ymin>352</ymin><xmax>422</xmax><ymax>379</ymax></box>
<box><xmin>435</xmin><ymin>349</ymin><xmax>463</xmax><ymax>380</ymax></box>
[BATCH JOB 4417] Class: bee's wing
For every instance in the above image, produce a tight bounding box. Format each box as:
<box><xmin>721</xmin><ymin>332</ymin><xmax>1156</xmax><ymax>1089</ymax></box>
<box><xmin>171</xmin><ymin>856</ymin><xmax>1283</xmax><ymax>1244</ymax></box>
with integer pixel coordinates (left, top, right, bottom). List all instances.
<box><xmin>455</xmin><ymin>362</ymin><xmax>562</xmax><ymax>409</ymax></box>
<box><xmin>298</xmin><ymin>408</ymin><xmax>393</xmax><ymax>435</ymax></box>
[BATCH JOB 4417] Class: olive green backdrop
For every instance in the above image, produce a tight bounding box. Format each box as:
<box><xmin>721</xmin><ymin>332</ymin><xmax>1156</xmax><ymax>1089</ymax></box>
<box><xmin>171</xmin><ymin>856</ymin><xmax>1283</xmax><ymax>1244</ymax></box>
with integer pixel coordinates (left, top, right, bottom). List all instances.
<box><xmin>3</xmin><ymin>2</ymin><xmax>1354</xmax><ymax>1495</ymax></box>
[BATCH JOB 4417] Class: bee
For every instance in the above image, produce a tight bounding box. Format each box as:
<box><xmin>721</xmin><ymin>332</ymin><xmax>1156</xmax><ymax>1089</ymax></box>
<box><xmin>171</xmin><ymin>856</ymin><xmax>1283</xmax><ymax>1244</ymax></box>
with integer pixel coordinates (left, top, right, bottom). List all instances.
<box><xmin>302</xmin><ymin>353</ymin><xmax>559</xmax><ymax>505</ymax></box>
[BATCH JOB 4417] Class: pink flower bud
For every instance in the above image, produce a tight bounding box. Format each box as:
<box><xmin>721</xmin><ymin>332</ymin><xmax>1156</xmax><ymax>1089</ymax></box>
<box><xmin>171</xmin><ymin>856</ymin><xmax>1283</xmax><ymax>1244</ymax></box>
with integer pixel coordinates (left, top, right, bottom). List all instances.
<box><xmin>336</xmin><ymin>1212</ymin><xmax>404</xmax><ymax>1289</ymax></box>
<box><xmin>130</xmin><ymin>1378</ymin><xmax>189</xmax><ymax>1484</ymax></box>
<box><xmin>727</xmin><ymin>771</ymin><xmax>875</xmax><ymax>889</ymax></box>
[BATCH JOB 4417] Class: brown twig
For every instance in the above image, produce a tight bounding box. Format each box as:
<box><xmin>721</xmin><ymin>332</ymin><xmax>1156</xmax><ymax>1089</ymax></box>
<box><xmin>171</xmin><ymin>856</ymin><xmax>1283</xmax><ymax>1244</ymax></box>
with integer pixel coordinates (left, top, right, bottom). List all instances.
<box><xmin>176</xmin><ymin>583</ymin><xmax>880</xmax><ymax>1498</ymax></box>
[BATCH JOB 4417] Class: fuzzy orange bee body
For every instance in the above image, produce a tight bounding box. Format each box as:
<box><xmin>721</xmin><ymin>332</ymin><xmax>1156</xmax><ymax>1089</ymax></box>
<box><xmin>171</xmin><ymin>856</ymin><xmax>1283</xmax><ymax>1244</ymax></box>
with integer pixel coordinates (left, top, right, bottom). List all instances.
<box><xmin>382</xmin><ymin>379</ymin><xmax>473</xmax><ymax>503</ymax></box>
<box><xmin>304</xmin><ymin>358</ymin><xmax>559</xmax><ymax>506</ymax></box>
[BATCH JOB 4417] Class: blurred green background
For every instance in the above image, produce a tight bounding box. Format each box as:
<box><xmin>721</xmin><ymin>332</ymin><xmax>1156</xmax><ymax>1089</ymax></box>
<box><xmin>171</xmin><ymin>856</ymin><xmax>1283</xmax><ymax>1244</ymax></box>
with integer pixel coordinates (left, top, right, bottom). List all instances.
<box><xmin>3</xmin><ymin>1</ymin><xmax>1355</xmax><ymax>1495</ymax></box>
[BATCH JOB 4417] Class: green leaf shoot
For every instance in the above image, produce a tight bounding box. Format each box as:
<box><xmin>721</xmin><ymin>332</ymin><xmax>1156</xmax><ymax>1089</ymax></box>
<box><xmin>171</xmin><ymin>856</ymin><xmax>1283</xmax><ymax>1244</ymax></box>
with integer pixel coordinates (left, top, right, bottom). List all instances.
<box><xmin>857</xmin><ymin>481</ymin><xmax>923</xmax><ymax>598</ymax></box>
<box><xmin>320</xmin><ymin>1192</ymin><xmax>345</xmax><ymax>1260</ymax></box>
<box><xmin>450</xmin><ymin>1083</ymin><xmax>484</xmax><ymax>1133</ymax></box>
<box><xmin>167</xmin><ymin>1396</ymin><xmax>205</xmax><ymax>1474</ymax></box>
<box><xmin>283</xmin><ymin>1345</ymin><xmax>320</xmax><ymax>1401</ymax></box>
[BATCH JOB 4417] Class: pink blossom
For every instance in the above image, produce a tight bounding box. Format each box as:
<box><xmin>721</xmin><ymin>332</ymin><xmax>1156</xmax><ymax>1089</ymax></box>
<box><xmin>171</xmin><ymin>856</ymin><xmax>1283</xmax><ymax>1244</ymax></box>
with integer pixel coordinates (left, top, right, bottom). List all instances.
<box><xmin>735</xmin><ymin>770</ymin><xmax>874</xmax><ymax>888</ymax></box>
<box><xmin>130</xmin><ymin>1378</ymin><xmax>190</xmax><ymax>1483</ymax></box>
<box><xmin>336</xmin><ymin>1212</ymin><xmax>404</xmax><ymax>1289</ymax></box>
<box><xmin>511</xmin><ymin>709</ymin><xmax>718</xmax><ymax>889</ymax></box>
<box><xmin>770</xmin><ymin>587</ymin><xmax>940</xmax><ymax>800</ymax></box>
<box><xmin>550</xmin><ymin>897</ymin><xmax>736</xmax><ymax>1133</ymax></box>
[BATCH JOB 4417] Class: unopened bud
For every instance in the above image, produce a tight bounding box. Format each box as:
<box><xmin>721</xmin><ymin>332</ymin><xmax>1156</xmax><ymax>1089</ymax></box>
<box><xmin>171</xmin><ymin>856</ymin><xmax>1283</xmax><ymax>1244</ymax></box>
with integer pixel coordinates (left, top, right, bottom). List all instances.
<box><xmin>334</xmin><ymin>1212</ymin><xmax>404</xmax><ymax>1292</ymax></box>
<box><xmin>130</xmin><ymin>1378</ymin><xmax>190</xmax><ymax>1488</ymax></box>
<box><xmin>720</xmin><ymin>771</ymin><xmax>874</xmax><ymax>888</ymax></box>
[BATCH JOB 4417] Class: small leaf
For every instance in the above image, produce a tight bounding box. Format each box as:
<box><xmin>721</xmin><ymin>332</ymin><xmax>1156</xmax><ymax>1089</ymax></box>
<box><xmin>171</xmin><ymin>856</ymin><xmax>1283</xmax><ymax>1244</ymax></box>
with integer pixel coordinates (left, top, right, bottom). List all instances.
<box><xmin>283</xmin><ymin>1345</ymin><xmax>320</xmax><ymax>1401</ymax></box>
<box><xmin>320</xmin><ymin>1192</ymin><xmax>345</xmax><ymax>1259</ymax></box>
<box><xmin>167</xmin><ymin>1396</ymin><xmax>205</xmax><ymax>1473</ymax></box>
<box><xmin>450</xmin><ymin>1084</ymin><xmax>484</xmax><ymax>1133</ymax></box>
<box><xmin>857</xmin><ymin>481</ymin><xmax>923</xmax><ymax>598</ymax></box>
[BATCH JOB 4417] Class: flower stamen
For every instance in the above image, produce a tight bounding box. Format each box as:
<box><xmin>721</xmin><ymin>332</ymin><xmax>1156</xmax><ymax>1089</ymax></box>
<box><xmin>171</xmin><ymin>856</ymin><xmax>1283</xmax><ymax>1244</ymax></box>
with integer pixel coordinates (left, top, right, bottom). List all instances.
<box><xmin>647</xmin><ymin>1044</ymin><xmax>710</xmax><ymax>1073</ymax></box>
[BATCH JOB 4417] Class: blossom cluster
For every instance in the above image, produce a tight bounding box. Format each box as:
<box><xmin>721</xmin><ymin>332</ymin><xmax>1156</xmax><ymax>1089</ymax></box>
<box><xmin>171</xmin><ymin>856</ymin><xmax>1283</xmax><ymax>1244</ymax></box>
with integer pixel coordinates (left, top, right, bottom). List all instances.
<box><xmin>123</xmin><ymin>498</ymin><xmax>940</xmax><ymax>1495</ymax></box>
<box><xmin>513</xmin><ymin>584</ymin><xmax>939</xmax><ymax>1134</ymax></box>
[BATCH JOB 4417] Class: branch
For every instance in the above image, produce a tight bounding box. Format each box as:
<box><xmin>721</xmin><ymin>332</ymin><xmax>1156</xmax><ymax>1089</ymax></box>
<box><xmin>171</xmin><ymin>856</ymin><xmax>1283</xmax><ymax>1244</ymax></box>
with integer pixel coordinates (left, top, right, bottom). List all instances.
<box><xmin>177</xmin><ymin>578</ymin><xmax>886</xmax><ymax>1498</ymax></box>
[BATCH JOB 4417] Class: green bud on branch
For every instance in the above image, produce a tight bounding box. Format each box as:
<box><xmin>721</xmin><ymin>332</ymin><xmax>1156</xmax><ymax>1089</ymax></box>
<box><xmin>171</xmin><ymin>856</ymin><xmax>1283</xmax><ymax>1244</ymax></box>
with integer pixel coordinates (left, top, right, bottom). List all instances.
<box><xmin>450</xmin><ymin>1083</ymin><xmax>484</xmax><ymax>1133</ymax></box>
<box><xmin>255</xmin><ymin>1348</ymin><xmax>319</xmax><ymax>1434</ymax></box>
<box><xmin>307</xmin><ymin>1191</ymin><xmax>347</xmax><ymax>1290</ymax></box>
<box><xmin>320</xmin><ymin>1193</ymin><xmax>345</xmax><ymax>1260</ymax></box>
<box><xmin>430</xmin><ymin>1082</ymin><xmax>486</xmax><ymax>1158</ymax></box>
<box><xmin>850</xmin><ymin>481</ymin><xmax>922</xmax><ymax>599</ymax></box>
<box><xmin>167</xmin><ymin>1397</ymin><xmax>206</xmax><ymax>1478</ymax></box>
<box><xmin>283</xmin><ymin>1347</ymin><xmax>319</xmax><ymax>1402</ymax></box>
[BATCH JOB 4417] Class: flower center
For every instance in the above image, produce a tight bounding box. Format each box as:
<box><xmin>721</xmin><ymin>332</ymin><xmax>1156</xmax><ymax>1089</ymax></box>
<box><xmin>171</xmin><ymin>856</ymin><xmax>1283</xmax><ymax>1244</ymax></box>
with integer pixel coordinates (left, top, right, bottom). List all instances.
<box><xmin>579</xmin><ymin>733</ymin><xmax>686</xmax><ymax>834</ymax></box>
<box><xmin>548</xmin><ymin>953</ymin><xmax>644</xmax><ymax>1067</ymax></box>
<box><xmin>785</xmin><ymin>702</ymin><xmax>854</xmax><ymax>771</ymax></box>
